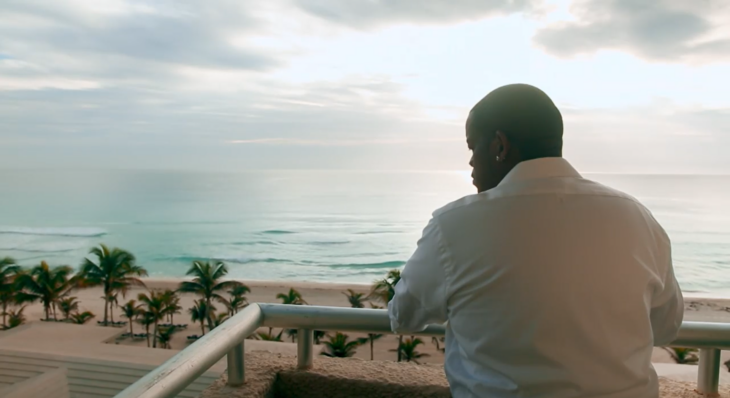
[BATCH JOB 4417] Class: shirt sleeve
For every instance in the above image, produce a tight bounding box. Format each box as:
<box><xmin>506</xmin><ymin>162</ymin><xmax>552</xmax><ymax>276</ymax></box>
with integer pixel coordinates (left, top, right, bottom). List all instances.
<box><xmin>388</xmin><ymin>218</ymin><xmax>450</xmax><ymax>334</ymax></box>
<box><xmin>650</xmin><ymin>231</ymin><xmax>684</xmax><ymax>346</ymax></box>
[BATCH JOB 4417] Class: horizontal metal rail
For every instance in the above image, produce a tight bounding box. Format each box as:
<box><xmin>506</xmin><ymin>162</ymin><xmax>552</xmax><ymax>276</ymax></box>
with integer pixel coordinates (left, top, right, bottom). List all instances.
<box><xmin>115</xmin><ymin>304</ymin><xmax>730</xmax><ymax>398</ymax></box>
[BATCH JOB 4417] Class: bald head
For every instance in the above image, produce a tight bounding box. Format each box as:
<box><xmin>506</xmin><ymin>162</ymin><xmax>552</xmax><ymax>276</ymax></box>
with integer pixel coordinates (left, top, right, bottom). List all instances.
<box><xmin>469</xmin><ymin>84</ymin><xmax>563</xmax><ymax>160</ymax></box>
<box><xmin>466</xmin><ymin>84</ymin><xmax>564</xmax><ymax>192</ymax></box>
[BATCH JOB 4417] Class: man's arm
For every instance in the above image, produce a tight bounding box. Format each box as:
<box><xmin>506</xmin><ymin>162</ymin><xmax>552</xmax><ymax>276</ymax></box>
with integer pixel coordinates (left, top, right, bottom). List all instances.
<box><xmin>388</xmin><ymin>218</ymin><xmax>450</xmax><ymax>334</ymax></box>
<box><xmin>651</xmin><ymin>231</ymin><xmax>684</xmax><ymax>346</ymax></box>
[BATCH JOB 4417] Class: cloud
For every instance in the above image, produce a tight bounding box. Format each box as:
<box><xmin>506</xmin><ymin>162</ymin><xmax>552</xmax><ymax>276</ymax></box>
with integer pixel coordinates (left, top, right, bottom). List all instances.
<box><xmin>289</xmin><ymin>0</ymin><xmax>540</xmax><ymax>29</ymax></box>
<box><xmin>563</xmin><ymin>103</ymin><xmax>730</xmax><ymax>173</ymax></box>
<box><xmin>226</xmin><ymin>137</ymin><xmax>462</xmax><ymax>146</ymax></box>
<box><xmin>533</xmin><ymin>0</ymin><xmax>730</xmax><ymax>62</ymax></box>
<box><xmin>0</xmin><ymin>0</ymin><xmax>280</xmax><ymax>86</ymax></box>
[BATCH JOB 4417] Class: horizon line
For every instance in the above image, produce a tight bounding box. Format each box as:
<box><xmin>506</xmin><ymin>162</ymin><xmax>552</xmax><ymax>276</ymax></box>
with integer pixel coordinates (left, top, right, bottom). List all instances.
<box><xmin>0</xmin><ymin>167</ymin><xmax>729</xmax><ymax>177</ymax></box>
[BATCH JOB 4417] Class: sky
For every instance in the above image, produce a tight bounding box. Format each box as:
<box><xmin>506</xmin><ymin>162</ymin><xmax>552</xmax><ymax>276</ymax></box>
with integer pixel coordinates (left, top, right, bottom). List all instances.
<box><xmin>1</xmin><ymin>0</ymin><xmax>729</xmax><ymax>174</ymax></box>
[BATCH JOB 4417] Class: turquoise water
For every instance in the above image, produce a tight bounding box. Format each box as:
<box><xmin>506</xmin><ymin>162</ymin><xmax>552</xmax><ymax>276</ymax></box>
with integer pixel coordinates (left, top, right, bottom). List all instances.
<box><xmin>0</xmin><ymin>170</ymin><xmax>728</xmax><ymax>293</ymax></box>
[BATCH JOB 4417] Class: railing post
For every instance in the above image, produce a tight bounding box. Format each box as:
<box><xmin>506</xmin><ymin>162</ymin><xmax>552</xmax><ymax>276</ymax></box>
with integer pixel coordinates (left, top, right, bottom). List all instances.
<box><xmin>697</xmin><ymin>348</ymin><xmax>720</xmax><ymax>396</ymax></box>
<box><xmin>297</xmin><ymin>328</ymin><xmax>314</xmax><ymax>369</ymax></box>
<box><xmin>227</xmin><ymin>341</ymin><xmax>245</xmax><ymax>386</ymax></box>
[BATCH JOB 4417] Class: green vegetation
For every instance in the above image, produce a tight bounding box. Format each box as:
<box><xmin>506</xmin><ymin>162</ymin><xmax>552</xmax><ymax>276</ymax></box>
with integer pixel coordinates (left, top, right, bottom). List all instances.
<box><xmin>58</xmin><ymin>296</ymin><xmax>80</xmax><ymax>321</ymax></box>
<box><xmin>0</xmin><ymin>257</ymin><xmax>21</xmax><ymax>328</ymax></box>
<box><xmin>80</xmin><ymin>244</ymin><xmax>148</xmax><ymax>325</ymax></box>
<box><xmin>178</xmin><ymin>261</ymin><xmax>242</xmax><ymax>330</ymax></box>
<box><xmin>70</xmin><ymin>311</ymin><xmax>96</xmax><ymax>325</ymax></box>
<box><xmin>138</xmin><ymin>290</ymin><xmax>168</xmax><ymax>348</ymax></box>
<box><xmin>188</xmin><ymin>299</ymin><xmax>213</xmax><ymax>336</ymax></box>
<box><xmin>342</xmin><ymin>289</ymin><xmax>366</xmax><ymax>308</ymax></box>
<box><xmin>277</xmin><ymin>288</ymin><xmax>307</xmax><ymax>305</ymax></box>
<box><xmin>221</xmin><ymin>285</ymin><xmax>251</xmax><ymax>315</ymax></box>
<box><xmin>392</xmin><ymin>337</ymin><xmax>429</xmax><ymax>364</ymax></box>
<box><xmin>321</xmin><ymin>332</ymin><xmax>361</xmax><ymax>358</ymax></box>
<box><xmin>0</xmin><ymin>256</ymin><xmax>427</xmax><ymax>366</ymax></box>
<box><xmin>663</xmin><ymin>347</ymin><xmax>699</xmax><ymax>364</ymax></box>
<box><xmin>253</xmin><ymin>329</ymin><xmax>284</xmax><ymax>342</ymax></box>
<box><xmin>15</xmin><ymin>261</ymin><xmax>77</xmax><ymax>320</ymax></box>
<box><xmin>121</xmin><ymin>299</ymin><xmax>143</xmax><ymax>337</ymax></box>
<box><xmin>371</xmin><ymin>269</ymin><xmax>403</xmax><ymax>360</ymax></box>
<box><xmin>370</xmin><ymin>269</ymin><xmax>401</xmax><ymax>305</ymax></box>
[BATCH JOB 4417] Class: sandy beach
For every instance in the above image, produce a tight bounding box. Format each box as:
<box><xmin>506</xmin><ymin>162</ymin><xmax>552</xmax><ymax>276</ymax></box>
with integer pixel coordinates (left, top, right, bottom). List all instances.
<box><xmin>5</xmin><ymin>278</ymin><xmax>730</xmax><ymax>365</ymax></box>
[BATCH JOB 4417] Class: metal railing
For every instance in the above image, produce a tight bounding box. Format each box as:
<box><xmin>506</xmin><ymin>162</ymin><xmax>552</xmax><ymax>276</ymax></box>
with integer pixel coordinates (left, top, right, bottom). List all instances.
<box><xmin>115</xmin><ymin>303</ymin><xmax>730</xmax><ymax>398</ymax></box>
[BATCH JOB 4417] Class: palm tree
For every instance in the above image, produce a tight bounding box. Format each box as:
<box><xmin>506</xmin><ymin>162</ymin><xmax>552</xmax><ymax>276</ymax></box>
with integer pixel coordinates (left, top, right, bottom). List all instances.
<box><xmin>70</xmin><ymin>311</ymin><xmax>95</xmax><ymax>325</ymax></box>
<box><xmin>431</xmin><ymin>336</ymin><xmax>445</xmax><ymax>353</ymax></box>
<box><xmin>15</xmin><ymin>261</ymin><xmax>75</xmax><ymax>320</ymax></box>
<box><xmin>80</xmin><ymin>244</ymin><xmax>147</xmax><ymax>325</ymax></box>
<box><xmin>286</xmin><ymin>328</ymin><xmax>298</xmax><ymax>343</ymax></box>
<box><xmin>663</xmin><ymin>347</ymin><xmax>699</xmax><ymax>364</ymax></box>
<box><xmin>277</xmin><ymin>288</ymin><xmax>307</xmax><ymax>305</ymax></box>
<box><xmin>178</xmin><ymin>261</ymin><xmax>241</xmax><ymax>330</ymax></box>
<box><xmin>212</xmin><ymin>312</ymin><xmax>229</xmax><ymax>328</ymax></box>
<box><xmin>220</xmin><ymin>285</ymin><xmax>251</xmax><ymax>315</ymax></box>
<box><xmin>137</xmin><ymin>311</ymin><xmax>155</xmax><ymax>347</ymax></box>
<box><xmin>321</xmin><ymin>332</ymin><xmax>360</xmax><ymax>358</ymax></box>
<box><xmin>0</xmin><ymin>257</ymin><xmax>21</xmax><ymax>328</ymax></box>
<box><xmin>371</xmin><ymin>270</ymin><xmax>402</xmax><ymax>360</ymax></box>
<box><xmin>343</xmin><ymin>289</ymin><xmax>367</xmax><ymax>308</ymax></box>
<box><xmin>157</xmin><ymin>326</ymin><xmax>177</xmax><ymax>349</ymax></box>
<box><xmin>357</xmin><ymin>333</ymin><xmax>383</xmax><ymax>361</ymax></box>
<box><xmin>121</xmin><ymin>299</ymin><xmax>143</xmax><ymax>337</ymax></box>
<box><xmin>138</xmin><ymin>291</ymin><xmax>167</xmax><ymax>348</ymax></box>
<box><xmin>370</xmin><ymin>269</ymin><xmax>401</xmax><ymax>305</ymax></box>
<box><xmin>364</xmin><ymin>303</ymin><xmax>386</xmax><ymax>359</ymax></box>
<box><xmin>253</xmin><ymin>330</ymin><xmax>284</xmax><ymax>342</ymax></box>
<box><xmin>161</xmin><ymin>290</ymin><xmax>182</xmax><ymax>324</ymax></box>
<box><xmin>314</xmin><ymin>330</ymin><xmax>326</xmax><ymax>345</ymax></box>
<box><xmin>188</xmin><ymin>299</ymin><xmax>212</xmax><ymax>336</ymax></box>
<box><xmin>107</xmin><ymin>293</ymin><xmax>119</xmax><ymax>323</ymax></box>
<box><xmin>58</xmin><ymin>296</ymin><xmax>80</xmax><ymax>321</ymax></box>
<box><xmin>6</xmin><ymin>306</ymin><xmax>26</xmax><ymax>329</ymax></box>
<box><xmin>391</xmin><ymin>337</ymin><xmax>429</xmax><ymax>364</ymax></box>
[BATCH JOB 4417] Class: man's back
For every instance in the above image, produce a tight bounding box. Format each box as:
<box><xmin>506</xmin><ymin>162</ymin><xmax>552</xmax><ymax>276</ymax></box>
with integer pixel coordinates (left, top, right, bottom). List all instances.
<box><xmin>389</xmin><ymin>158</ymin><xmax>684</xmax><ymax>398</ymax></box>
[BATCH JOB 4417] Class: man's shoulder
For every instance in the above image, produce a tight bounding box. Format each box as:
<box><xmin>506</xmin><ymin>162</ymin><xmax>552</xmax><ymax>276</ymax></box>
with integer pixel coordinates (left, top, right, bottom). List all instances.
<box><xmin>432</xmin><ymin>193</ymin><xmax>489</xmax><ymax>219</ymax></box>
<box><xmin>432</xmin><ymin>178</ymin><xmax>652</xmax><ymax>219</ymax></box>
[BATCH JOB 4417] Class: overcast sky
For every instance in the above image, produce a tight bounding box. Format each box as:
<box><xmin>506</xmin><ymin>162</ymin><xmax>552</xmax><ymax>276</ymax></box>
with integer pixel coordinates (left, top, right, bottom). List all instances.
<box><xmin>1</xmin><ymin>0</ymin><xmax>729</xmax><ymax>173</ymax></box>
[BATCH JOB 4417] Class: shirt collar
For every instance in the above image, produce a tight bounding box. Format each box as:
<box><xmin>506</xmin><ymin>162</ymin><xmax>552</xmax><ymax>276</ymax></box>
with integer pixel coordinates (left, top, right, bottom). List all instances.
<box><xmin>498</xmin><ymin>157</ymin><xmax>581</xmax><ymax>187</ymax></box>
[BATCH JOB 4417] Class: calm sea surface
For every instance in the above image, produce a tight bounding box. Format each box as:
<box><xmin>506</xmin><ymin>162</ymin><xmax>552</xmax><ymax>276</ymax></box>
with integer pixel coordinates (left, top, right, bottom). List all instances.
<box><xmin>0</xmin><ymin>170</ymin><xmax>728</xmax><ymax>294</ymax></box>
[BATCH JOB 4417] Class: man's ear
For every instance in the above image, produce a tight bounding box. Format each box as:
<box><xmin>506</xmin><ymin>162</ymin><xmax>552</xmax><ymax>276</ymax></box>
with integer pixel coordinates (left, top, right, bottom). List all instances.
<box><xmin>495</xmin><ymin>131</ymin><xmax>510</xmax><ymax>161</ymax></box>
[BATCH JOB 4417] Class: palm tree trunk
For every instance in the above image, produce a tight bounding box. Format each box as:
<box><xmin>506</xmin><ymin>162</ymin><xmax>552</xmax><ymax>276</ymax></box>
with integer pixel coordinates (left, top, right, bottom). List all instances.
<box><xmin>129</xmin><ymin>320</ymin><xmax>134</xmax><ymax>337</ymax></box>
<box><xmin>44</xmin><ymin>302</ymin><xmax>50</xmax><ymax>320</ymax></box>
<box><xmin>152</xmin><ymin>321</ymin><xmax>158</xmax><ymax>348</ymax></box>
<box><xmin>370</xmin><ymin>337</ymin><xmax>374</xmax><ymax>360</ymax></box>
<box><xmin>110</xmin><ymin>302</ymin><xmax>114</xmax><ymax>323</ymax></box>
<box><xmin>145</xmin><ymin>324</ymin><xmax>151</xmax><ymax>347</ymax></box>
<box><xmin>397</xmin><ymin>335</ymin><xmax>403</xmax><ymax>362</ymax></box>
<box><xmin>205</xmin><ymin>298</ymin><xmax>214</xmax><ymax>330</ymax></box>
<box><xmin>103</xmin><ymin>299</ymin><xmax>109</xmax><ymax>325</ymax></box>
<box><xmin>200</xmin><ymin>320</ymin><xmax>206</xmax><ymax>336</ymax></box>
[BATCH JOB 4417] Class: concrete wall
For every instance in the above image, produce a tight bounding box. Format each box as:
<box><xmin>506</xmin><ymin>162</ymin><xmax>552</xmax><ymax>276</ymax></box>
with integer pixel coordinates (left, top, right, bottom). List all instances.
<box><xmin>0</xmin><ymin>349</ymin><xmax>218</xmax><ymax>398</ymax></box>
<box><xmin>0</xmin><ymin>367</ymin><xmax>70</xmax><ymax>398</ymax></box>
<box><xmin>201</xmin><ymin>352</ymin><xmax>730</xmax><ymax>398</ymax></box>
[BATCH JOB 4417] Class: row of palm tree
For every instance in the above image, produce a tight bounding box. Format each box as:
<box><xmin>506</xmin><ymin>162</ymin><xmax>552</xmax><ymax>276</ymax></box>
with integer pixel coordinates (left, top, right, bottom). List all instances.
<box><xmin>0</xmin><ymin>257</ymin><xmax>97</xmax><ymax>329</ymax></box>
<box><xmin>241</xmin><ymin>268</ymin><xmax>428</xmax><ymax>363</ymax></box>
<box><xmin>2</xmin><ymin>251</ymin><xmax>430</xmax><ymax>363</ymax></box>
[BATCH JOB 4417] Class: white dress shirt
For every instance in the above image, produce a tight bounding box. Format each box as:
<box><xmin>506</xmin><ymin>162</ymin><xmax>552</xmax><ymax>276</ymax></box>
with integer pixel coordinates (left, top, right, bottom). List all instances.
<box><xmin>389</xmin><ymin>157</ymin><xmax>683</xmax><ymax>398</ymax></box>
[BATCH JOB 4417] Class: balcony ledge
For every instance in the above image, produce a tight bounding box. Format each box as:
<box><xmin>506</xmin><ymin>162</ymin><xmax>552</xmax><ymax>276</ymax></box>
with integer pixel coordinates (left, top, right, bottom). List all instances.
<box><xmin>201</xmin><ymin>351</ymin><xmax>730</xmax><ymax>398</ymax></box>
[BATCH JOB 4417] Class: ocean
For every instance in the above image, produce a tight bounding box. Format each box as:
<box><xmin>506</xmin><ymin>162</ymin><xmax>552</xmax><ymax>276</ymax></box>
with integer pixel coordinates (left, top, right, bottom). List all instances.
<box><xmin>0</xmin><ymin>170</ymin><xmax>728</xmax><ymax>294</ymax></box>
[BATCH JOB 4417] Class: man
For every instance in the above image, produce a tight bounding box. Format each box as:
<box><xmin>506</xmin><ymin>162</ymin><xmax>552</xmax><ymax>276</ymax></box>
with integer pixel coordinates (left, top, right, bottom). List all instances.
<box><xmin>388</xmin><ymin>84</ymin><xmax>683</xmax><ymax>398</ymax></box>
